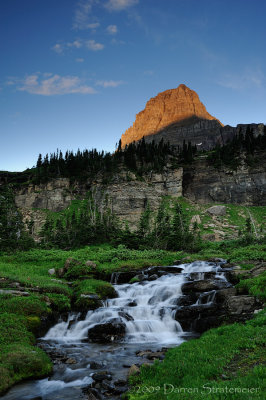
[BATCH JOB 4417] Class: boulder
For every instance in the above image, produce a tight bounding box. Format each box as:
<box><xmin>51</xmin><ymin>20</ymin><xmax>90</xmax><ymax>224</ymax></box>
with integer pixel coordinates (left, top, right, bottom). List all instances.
<box><xmin>226</xmin><ymin>296</ymin><xmax>260</xmax><ymax>316</ymax></box>
<box><xmin>92</xmin><ymin>372</ymin><xmax>112</xmax><ymax>382</ymax></box>
<box><xmin>88</xmin><ymin>319</ymin><xmax>126</xmax><ymax>343</ymax></box>
<box><xmin>57</xmin><ymin>257</ymin><xmax>81</xmax><ymax>278</ymax></box>
<box><xmin>75</xmin><ymin>294</ymin><xmax>103</xmax><ymax>311</ymax></box>
<box><xmin>85</xmin><ymin>260</ymin><xmax>97</xmax><ymax>269</ymax></box>
<box><xmin>206</xmin><ymin>205</ymin><xmax>226</xmax><ymax>216</ymax></box>
<box><xmin>146</xmin><ymin>266</ymin><xmax>183</xmax><ymax>275</ymax></box>
<box><xmin>216</xmin><ymin>288</ymin><xmax>237</xmax><ymax>303</ymax></box>
<box><xmin>182</xmin><ymin>279</ymin><xmax>230</xmax><ymax>293</ymax></box>
<box><xmin>127</xmin><ymin>300</ymin><xmax>137</xmax><ymax>307</ymax></box>
<box><xmin>175</xmin><ymin>304</ymin><xmax>220</xmax><ymax>332</ymax></box>
<box><xmin>48</xmin><ymin>268</ymin><xmax>55</xmax><ymax>275</ymax></box>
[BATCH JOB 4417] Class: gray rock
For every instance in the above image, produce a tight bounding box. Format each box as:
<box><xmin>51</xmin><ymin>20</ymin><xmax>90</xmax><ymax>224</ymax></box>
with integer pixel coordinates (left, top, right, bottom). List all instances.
<box><xmin>88</xmin><ymin>319</ymin><xmax>126</xmax><ymax>343</ymax></box>
<box><xmin>48</xmin><ymin>268</ymin><xmax>55</xmax><ymax>275</ymax></box>
<box><xmin>85</xmin><ymin>260</ymin><xmax>97</xmax><ymax>269</ymax></box>
<box><xmin>206</xmin><ymin>205</ymin><xmax>227</xmax><ymax>216</ymax></box>
<box><xmin>226</xmin><ymin>296</ymin><xmax>257</xmax><ymax>315</ymax></box>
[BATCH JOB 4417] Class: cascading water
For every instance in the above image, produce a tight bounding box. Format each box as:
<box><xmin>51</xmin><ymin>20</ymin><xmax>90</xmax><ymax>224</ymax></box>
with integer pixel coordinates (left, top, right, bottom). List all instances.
<box><xmin>45</xmin><ymin>272</ymin><xmax>185</xmax><ymax>344</ymax></box>
<box><xmin>1</xmin><ymin>260</ymin><xmax>231</xmax><ymax>400</ymax></box>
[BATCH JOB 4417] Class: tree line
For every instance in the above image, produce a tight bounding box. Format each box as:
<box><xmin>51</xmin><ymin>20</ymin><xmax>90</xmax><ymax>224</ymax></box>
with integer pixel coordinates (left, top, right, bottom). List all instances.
<box><xmin>207</xmin><ymin>125</ymin><xmax>266</xmax><ymax>169</ymax></box>
<box><xmin>33</xmin><ymin>138</ymin><xmax>197</xmax><ymax>184</ymax></box>
<box><xmin>41</xmin><ymin>196</ymin><xmax>201</xmax><ymax>252</ymax></box>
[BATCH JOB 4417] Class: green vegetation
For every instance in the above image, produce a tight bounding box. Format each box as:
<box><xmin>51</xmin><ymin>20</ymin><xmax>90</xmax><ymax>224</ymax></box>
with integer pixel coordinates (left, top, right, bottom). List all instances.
<box><xmin>207</xmin><ymin>125</ymin><xmax>266</xmax><ymax>170</ymax></box>
<box><xmin>129</xmin><ymin>311</ymin><xmax>266</xmax><ymax>400</ymax></box>
<box><xmin>0</xmin><ymin>311</ymin><xmax>52</xmax><ymax>394</ymax></box>
<box><xmin>40</xmin><ymin>197</ymin><xmax>201</xmax><ymax>252</ymax></box>
<box><xmin>0</xmin><ymin>186</ymin><xmax>34</xmax><ymax>251</ymax></box>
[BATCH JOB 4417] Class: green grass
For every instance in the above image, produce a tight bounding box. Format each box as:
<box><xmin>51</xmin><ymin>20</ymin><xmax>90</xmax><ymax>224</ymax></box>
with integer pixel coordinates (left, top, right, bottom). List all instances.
<box><xmin>0</xmin><ymin>313</ymin><xmax>52</xmax><ymax>394</ymax></box>
<box><xmin>237</xmin><ymin>272</ymin><xmax>266</xmax><ymax>301</ymax></box>
<box><xmin>0</xmin><ymin>294</ymin><xmax>50</xmax><ymax>317</ymax></box>
<box><xmin>129</xmin><ymin>311</ymin><xmax>266</xmax><ymax>400</ymax></box>
<box><xmin>74</xmin><ymin>278</ymin><xmax>117</xmax><ymax>299</ymax></box>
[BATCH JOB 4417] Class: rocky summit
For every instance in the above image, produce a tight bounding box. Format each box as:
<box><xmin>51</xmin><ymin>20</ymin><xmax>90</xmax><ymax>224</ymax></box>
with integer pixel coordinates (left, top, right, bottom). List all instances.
<box><xmin>121</xmin><ymin>84</ymin><xmax>224</xmax><ymax>149</ymax></box>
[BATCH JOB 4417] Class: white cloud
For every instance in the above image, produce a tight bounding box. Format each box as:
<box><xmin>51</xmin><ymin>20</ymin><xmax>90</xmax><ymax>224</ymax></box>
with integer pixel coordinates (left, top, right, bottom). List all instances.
<box><xmin>106</xmin><ymin>24</ymin><xmax>118</xmax><ymax>35</ymax></box>
<box><xmin>76</xmin><ymin>58</ymin><xmax>85</xmax><ymax>63</ymax></box>
<box><xmin>67</xmin><ymin>40</ymin><xmax>83</xmax><ymax>48</ymax></box>
<box><xmin>96</xmin><ymin>80</ymin><xmax>124</xmax><ymax>88</ymax></box>
<box><xmin>218</xmin><ymin>68</ymin><xmax>265</xmax><ymax>90</ymax></box>
<box><xmin>105</xmin><ymin>0</ymin><xmax>138</xmax><ymax>11</ymax></box>
<box><xmin>73</xmin><ymin>0</ymin><xmax>100</xmax><ymax>30</ymax></box>
<box><xmin>18</xmin><ymin>73</ymin><xmax>96</xmax><ymax>96</ymax></box>
<box><xmin>87</xmin><ymin>22</ymin><xmax>100</xmax><ymax>29</ymax></box>
<box><xmin>52</xmin><ymin>43</ymin><xmax>64</xmax><ymax>54</ymax></box>
<box><xmin>86</xmin><ymin>39</ymin><xmax>104</xmax><ymax>51</ymax></box>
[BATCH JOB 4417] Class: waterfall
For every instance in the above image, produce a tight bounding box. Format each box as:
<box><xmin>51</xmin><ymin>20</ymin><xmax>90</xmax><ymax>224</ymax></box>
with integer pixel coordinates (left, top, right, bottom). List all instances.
<box><xmin>44</xmin><ymin>261</ymin><xmax>226</xmax><ymax>344</ymax></box>
<box><xmin>2</xmin><ymin>260</ymin><xmax>232</xmax><ymax>400</ymax></box>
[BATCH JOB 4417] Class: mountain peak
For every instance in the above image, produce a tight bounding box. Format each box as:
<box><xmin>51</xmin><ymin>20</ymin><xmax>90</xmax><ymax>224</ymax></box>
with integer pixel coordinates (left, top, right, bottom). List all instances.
<box><xmin>121</xmin><ymin>84</ymin><xmax>222</xmax><ymax>148</ymax></box>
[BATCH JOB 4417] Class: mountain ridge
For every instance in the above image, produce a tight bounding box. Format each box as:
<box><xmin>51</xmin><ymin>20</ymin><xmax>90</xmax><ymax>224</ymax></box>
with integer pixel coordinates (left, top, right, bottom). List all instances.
<box><xmin>121</xmin><ymin>84</ymin><xmax>223</xmax><ymax>148</ymax></box>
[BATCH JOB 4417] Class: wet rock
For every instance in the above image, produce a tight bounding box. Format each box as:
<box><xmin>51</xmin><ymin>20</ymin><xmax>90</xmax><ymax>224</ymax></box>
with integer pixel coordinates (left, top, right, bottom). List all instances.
<box><xmin>173</xmin><ymin>294</ymin><xmax>196</xmax><ymax>307</ymax></box>
<box><xmin>182</xmin><ymin>279</ymin><xmax>230</xmax><ymax>293</ymax></box>
<box><xmin>90</xmin><ymin>361</ymin><xmax>104</xmax><ymax>369</ymax></box>
<box><xmin>114</xmin><ymin>379</ymin><xmax>127</xmax><ymax>386</ymax></box>
<box><xmin>227</xmin><ymin>270</ymin><xmax>249</xmax><ymax>284</ymax></box>
<box><xmin>67</xmin><ymin>319</ymin><xmax>76</xmax><ymax>329</ymax></box>
<box><xmin>113</xmin><ymin>271</ymin><xmax>140</xmax><ymax>284</ymax></box>
<box><xmin>175</xmin><ymin>304</ymin><xmax>218</xmax><ymax>331</ymax></box>
<box><xmin>193</xmin><ymin>316</ymin><xmax>221</xmax><ymax>333</ymax></box>
<box><xmin>65</xmin><ymin>358</ymin><xmax>76</xmax><ymax>364</ymax></box>
<box><xmin>146</xmin><ymin>351</ymin><xmax>164</xmax><ymax>360</ymax></box>
<box><xmin>48</xmin><ymin>268</ymin><xmax>55</xmax><ymax>275</ymax></box>
<box><xmin>216</xmin><ymin>288</ymin><xmax>237</xmax><ymax>303</ymax></box>
<box><xmin>128</xmin><ymin>364</ymin><xmax>140</xmax><ymax>377</ymax></box>
<box><xmin>131</xmin><ymin>274</ymin><xmax>148</xmax><ymax>282</ymax></box>
<box><xmin>148</xmin><ymin>274</ymin><xmax>158</xmax><ymax>281</ymax></box>
<box><xmin>88</xmin><ymin>319</ymin><xmax>126</xmax><ymax>343</ymax></box>
<box><xmin>82</xmin><ymin>386</ymin><xmax>102</xmax><ymax>400</ymax></box>
<box><xmin>92</xmin><ymin>372</ymin><xmax>112</xmax><ymax>382</ymax></box>
<box><xmin>127</xmin><ymin>300</ymin><xmax>137</xmax><ymax>307</ymax></box>
<box><xmin>113</xmin><ymin>386</ymin><xmax>128</xmax><ymax>395</ymax></box>
<box><xmin>146</xmin><ymin>266</ymin><xmax>183</xmax><ymax>275</ymax></box>
<box><xmin>118</xmin><ymin>311</ymin><xmax>134</xmax><ymax>321</ymax></box>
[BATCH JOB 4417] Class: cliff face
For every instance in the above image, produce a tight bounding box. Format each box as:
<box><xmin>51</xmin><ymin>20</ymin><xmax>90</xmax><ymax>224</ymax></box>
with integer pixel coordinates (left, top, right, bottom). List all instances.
<box><xmin>13</xmin><ymin>148</ymin><xmax>266</xmax><ymax>239</ymax></box>
<box><xmin>121</xmin><ymin>84</ymin><xmax>223</xmax><ymax>149</ymax></box>
<box><xmin>183</xmin><ymin>150</ymin><xmax>266</xmax><ymax>205</ymax></box>
<box><xmin>14</xmin><ymin>168</ymin><xmax>183</xmax><ymax>236</ymax></box>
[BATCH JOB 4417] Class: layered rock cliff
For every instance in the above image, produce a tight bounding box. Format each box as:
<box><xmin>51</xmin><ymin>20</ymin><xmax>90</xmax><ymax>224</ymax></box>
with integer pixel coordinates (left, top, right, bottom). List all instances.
<box><xmin>13</xmin><ymin>146</ymin><xmax>266</xmax><ymax>240</ymax></box>
<box><xmin>121</xmin><ymin>84</ymin><xmax>223</xmax><ymax>149</ymax></box>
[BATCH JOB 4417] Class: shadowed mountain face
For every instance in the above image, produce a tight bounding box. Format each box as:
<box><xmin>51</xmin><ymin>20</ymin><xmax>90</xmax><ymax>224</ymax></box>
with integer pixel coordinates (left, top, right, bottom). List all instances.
<box><xmin>121</xmin><ymin>84</ymin><xmax>224</xmax><ymax>149</ymax></box>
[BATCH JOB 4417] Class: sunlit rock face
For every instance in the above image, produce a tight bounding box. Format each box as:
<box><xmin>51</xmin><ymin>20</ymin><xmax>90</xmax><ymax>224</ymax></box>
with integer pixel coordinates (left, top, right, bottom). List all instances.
<box><xmin>121</xmin><ymin>84</ymin><xmax>223</xmax><ymax>149</ymax></box>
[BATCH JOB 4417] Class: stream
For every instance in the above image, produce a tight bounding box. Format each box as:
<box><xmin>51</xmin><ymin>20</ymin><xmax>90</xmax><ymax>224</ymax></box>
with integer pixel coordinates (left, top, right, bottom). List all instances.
<box><xmin>1</xmin><ymin>260</ymin><xmax>230</xmax><ymax>400</ymax></box>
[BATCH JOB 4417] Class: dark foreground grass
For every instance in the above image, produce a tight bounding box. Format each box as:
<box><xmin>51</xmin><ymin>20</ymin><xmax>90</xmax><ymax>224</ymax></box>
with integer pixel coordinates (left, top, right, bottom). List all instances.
<box><xmin>129</xmin><ymin>311</ymin><xmax>266</xmax><ymax>400</ymax></box>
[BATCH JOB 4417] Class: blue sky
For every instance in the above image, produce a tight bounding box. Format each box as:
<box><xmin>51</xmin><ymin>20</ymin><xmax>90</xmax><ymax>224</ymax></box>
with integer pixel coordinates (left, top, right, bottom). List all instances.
<box><xmin>1</xmin><ymin>0</ymin><xmax>265</xmax><ymax>171</ymax></box>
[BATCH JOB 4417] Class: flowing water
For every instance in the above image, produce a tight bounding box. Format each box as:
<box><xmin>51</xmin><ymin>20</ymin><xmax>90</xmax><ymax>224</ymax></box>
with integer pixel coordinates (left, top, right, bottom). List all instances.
<box><xmin>1</xmin><ymin>260</ymin><xmax>229</xmax><ymax>400</ymax></box>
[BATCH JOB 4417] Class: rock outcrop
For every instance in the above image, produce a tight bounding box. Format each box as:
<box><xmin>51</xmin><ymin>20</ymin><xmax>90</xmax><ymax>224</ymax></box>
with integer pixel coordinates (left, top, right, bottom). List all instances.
<box><xmin>183</xmin><ymin>149</ymin><xmax>266</xmax><ymax>205</ymax></box>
